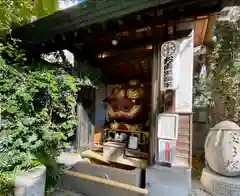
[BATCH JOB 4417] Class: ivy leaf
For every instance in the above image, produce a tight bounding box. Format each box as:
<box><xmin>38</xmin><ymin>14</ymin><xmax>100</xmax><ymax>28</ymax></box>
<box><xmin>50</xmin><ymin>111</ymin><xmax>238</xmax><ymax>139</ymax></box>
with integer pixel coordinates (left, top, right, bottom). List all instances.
<box><xmin>28</xmin><ymin>134</ymin><xmax>38</xmax><ymax>143</ymax></box>
<box><xmin>23</xmin><ymin>117</ymin><xmax>35</xmax><ymax>125</ymax></box>
<box><xmin>58</xmin><ymin>113</ymin><xmax>66</xmax><ymax>118</ymax></box>
<box><xmin>50</xmin><ymin>85</ymin><xmax>58</xmax><ymax>92</ymax></box>
<box><xmin>14</xmin><ymin>139</ymin><xmax>23</xmax><ymax>148</ymax></box>
<box><xmin>33</xmin><ymin>159</ymin><xmax>41</xmax><ymax>167</ymax></box>
<box><xmin>73</xmin><ymin>87</ymin><xmax>78</xmax><ymax>93</ymax></box>
<box><xmin>61</xmin><ymin>122</ymin><xmax>73</xmax><ymax>130</ymax></box>
<box><xmin>31</xmin><ymin>140</ymin><xmax>43</xmax><ymax>150</ymax></box>
<box><xmin>5</xmin><ymin>106</ymin><xmax>18</xmax><ymax>113</ymax></box>
<box><xmin>63</xmin><ymin>142</ymin><xmax>69</xmax><ymax>147</ymax></box>
<box><xmin>67</xmin><ymin>130</ymin><xmax>74</xmax><ymax>137</ymax></box>
<box><xmin>0</xmin><ymin>79</ymin><xmax>8</xmax><ymax>87</ymax></box>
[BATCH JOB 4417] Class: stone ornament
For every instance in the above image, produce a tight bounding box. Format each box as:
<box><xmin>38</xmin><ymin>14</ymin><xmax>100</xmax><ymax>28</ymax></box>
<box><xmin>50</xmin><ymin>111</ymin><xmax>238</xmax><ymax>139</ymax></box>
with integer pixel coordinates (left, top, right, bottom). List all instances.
<box><xmin>205</xmin><ymin>120</ymin><xmax>240</xmax><ymax>177</ymax></box>
<box><xmin>201</xmin><ymin>167</ymin><xmax>240</xmax><ymax>196</ymax></box>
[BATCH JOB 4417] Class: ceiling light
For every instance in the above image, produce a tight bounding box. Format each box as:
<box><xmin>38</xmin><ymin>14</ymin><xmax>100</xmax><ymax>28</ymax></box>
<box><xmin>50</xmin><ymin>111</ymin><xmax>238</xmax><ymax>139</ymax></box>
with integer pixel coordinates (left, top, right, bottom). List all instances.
<box><xmin>112</xmin><ymin>40</ymin><xmax>118</xmax><ymax>46</ymax></box>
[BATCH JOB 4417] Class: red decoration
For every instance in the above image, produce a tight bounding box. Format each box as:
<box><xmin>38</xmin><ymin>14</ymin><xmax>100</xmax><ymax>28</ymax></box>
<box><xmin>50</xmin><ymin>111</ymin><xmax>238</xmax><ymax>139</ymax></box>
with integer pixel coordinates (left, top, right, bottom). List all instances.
<box><xmin>165</xmin><ymin>142</ymin><xmax>170</xmax><ymax>161</ymax></box>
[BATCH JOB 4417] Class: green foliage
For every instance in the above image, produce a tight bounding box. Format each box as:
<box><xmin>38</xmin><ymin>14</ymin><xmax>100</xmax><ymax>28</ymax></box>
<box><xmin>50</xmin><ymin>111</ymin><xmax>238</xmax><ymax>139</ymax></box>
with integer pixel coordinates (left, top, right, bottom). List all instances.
<box><xmin>0</xmin><ymin>0</ymin><xmax>59</xmax><ymax>38</ymax></box>
<box><xmin>0</xmin><ymin>1</ymin><xmax>100</xmax><ymax>195</ymax></box>
<box><xmin>0</xmin><ymin>55</ymin><xmax>100</xmax><ymax>194</ymax></box>
<box><xmin>0</xmin><ymin>172</ymin><xmax>15</xmax><ymax>196</ymax></box>
<box><xmin>0</xmin><ymin>0</ymin><xmax>59</xmax><ymax>68</ymax></box>
<box><xmin>0</xmin><ymin>38</ymin><xmax>27</xmax><ymax>63</ymax></box>
<box><xmin>32</xmin><ymin>0</ymin><xmax>59</xmax><ymax>19</ymax></box>
<box><xmin>194</xmin><ymin>17</ymin><xmax>240</xmax><ymax>123</ymax></box>
<box><xmin>193</xmin><ymin>75</ymin><xmax>213</xmax><ymax>108</ymax></box>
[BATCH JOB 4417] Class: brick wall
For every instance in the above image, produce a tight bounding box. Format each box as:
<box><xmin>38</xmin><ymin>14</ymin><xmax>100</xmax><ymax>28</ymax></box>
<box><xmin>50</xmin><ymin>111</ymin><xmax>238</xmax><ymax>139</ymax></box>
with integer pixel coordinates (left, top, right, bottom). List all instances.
<box><xmin>175</xmin><ymin>113</ymin><xmax>193</xmax><ymax>167</ymax></box>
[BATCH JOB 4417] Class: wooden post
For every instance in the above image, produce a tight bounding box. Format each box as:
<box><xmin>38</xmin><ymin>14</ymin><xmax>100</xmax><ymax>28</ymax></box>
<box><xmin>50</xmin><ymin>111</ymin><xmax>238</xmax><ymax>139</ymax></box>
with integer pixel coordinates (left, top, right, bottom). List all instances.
<box><xmin>149</xmin><ymin>44</ymin><xmax>161</xmax><ymax>165</ymax></box>
<box><xmin>149</xmin><ymin>11</ymin><xmax>177</xmax><ymax>165</ymax></box>
<box><xmin>165</xmin><ymin>12</ymin><xmax>176</xmax><ymax>113</ymax></box>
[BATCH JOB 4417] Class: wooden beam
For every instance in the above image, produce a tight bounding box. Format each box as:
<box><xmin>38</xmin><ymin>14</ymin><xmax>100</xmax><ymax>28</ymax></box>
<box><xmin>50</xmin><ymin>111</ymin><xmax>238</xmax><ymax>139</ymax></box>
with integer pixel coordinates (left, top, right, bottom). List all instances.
<box><xmin>102</xmin><ymin>76</ymin><xmax>151</xmax><ymax>84</ymax></box>
<box><xmin>37</xmin><ymin>18</ymin><xmax>203</xmax><ymax>56</ymax></box>
<box><xmin>94</xmin><ymin>50</ymin><xmax>152</xmax><ymax>65</ymax></box>
<box><xmin>82</xmin><ymin>13</ymin><xmax>165</xmax><ymax>50</ymax></box>
<box><xmin>200</xmin><ymin>18</ymin><xmax>209</xmax><ymax>46</ymax></box>
<box><xmin>83</xmin><ymin>36</ymin><xmax>159</xmax><ymax>56</ymax></box>
<box><xmin>16</xmin><ymin>0</ymin><xmax>220</xmax><ymax>56</ymax></box>
<box><xmin>83</xmin><ymin>17</ymin><xmax>208</xmax><ymax>56</ymax></box>
<box><xmin>204</xmin><ymin>15</ymin><xmax>216</xmax><ymax>44</ymax></box>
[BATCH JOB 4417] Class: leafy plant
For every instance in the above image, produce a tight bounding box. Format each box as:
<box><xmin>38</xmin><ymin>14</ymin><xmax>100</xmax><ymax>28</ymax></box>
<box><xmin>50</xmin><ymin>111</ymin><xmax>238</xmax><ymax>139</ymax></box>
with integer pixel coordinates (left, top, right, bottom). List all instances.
<box><xmin>193</xmin><ymin>75</ymin><xmax>213</xmax><ymax>109</ymax></box>
<box><xmin>0</xmin><ymin>1</ymin><xmax>100</xmax><ymax>194</ymax></box>
<box><xmin>0</xmin><ymin>0</ymin><xmax>59</xmax><ymax>38</ymax></box>
<box><xmin>193</xmin><ymin>16</ymin><xmax>240</xmax><ymax>124</ymax></box>
<box><xmin>0</xmin><ymin>0</ymin><xmax>59</xmax><ymax>64</ymax></box>
<box><xmin>0</xmin><ymin>55</ymin><xmax>100</xmax><ymax>194</ymax></box>
<box><xmin>0</xmin><ymin>172</ymin><xmax>15</xmax><ymax>196</ymax></box>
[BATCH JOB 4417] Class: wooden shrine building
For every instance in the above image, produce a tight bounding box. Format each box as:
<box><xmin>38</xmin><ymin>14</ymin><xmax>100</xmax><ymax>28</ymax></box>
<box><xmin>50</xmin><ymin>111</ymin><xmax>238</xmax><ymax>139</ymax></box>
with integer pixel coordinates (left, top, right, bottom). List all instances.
<box><xmin>13</xmin><ymin>0</ymin><xmax>231</xmax><ymax>187</ymax></box>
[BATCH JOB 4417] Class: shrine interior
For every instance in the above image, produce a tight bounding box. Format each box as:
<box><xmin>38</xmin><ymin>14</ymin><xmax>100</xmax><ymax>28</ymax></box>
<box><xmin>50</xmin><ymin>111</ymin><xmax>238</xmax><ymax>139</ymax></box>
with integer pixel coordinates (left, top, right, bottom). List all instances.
<box><xmin>89</xmin><ymin>46</ymin><xmax>153</xmax><ymax>168</ymax></box>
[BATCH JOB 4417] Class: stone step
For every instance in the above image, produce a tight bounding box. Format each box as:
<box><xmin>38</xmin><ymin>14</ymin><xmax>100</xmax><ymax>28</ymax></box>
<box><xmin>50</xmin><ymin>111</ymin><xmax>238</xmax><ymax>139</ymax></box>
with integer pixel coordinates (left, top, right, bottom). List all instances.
<box><xmin>57</xmin><ymin>152</ymin><xmax>142</xmax><ymax>196</ymax></box>
<box><xmin>57</xmin><ymin>152</ymin><xmax>210</xmax><ymax>196</ymax></box>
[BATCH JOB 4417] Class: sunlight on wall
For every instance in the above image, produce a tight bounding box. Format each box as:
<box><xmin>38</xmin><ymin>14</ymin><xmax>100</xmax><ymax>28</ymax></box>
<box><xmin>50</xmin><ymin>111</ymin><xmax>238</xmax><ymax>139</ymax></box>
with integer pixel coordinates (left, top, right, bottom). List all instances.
<box><xmin>58</xmin><ymin>0</ymin><xmax>86</xmax><ymax>9</ymax></box>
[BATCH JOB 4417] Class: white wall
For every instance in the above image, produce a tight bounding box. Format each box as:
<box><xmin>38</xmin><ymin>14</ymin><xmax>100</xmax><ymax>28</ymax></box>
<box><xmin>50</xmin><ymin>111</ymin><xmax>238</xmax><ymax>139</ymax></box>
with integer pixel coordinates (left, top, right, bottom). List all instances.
<box><xmin>175</xmin><ymin>30</ymin><xmax>194</xmax><ymax>113</ymax></box>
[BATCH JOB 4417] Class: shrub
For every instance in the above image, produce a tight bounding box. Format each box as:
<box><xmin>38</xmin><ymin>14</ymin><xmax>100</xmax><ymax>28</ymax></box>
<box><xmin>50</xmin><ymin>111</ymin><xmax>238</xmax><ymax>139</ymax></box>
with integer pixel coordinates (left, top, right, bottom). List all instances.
<box><xmin>0</xmin><ymin>55</ymin><xmax>100</xmax><ymax>194</ymax></box>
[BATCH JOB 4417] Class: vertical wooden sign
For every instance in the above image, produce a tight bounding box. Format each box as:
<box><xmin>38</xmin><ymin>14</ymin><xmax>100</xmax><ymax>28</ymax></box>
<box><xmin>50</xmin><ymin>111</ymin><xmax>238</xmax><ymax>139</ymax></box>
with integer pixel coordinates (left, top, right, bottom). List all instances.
<box><xmin>160</xmin><ymin>40</ymin><xmax>180</xmax><ymax>91</ymax></box>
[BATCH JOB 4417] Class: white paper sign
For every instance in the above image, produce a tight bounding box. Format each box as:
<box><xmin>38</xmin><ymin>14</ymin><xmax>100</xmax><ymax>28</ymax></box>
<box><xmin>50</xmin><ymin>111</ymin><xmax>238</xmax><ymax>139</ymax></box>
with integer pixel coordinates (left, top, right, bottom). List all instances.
<box><xmin>158</xmin><ymin>114</ymin><xmax>179</xmax><ymax>140</ymax></box>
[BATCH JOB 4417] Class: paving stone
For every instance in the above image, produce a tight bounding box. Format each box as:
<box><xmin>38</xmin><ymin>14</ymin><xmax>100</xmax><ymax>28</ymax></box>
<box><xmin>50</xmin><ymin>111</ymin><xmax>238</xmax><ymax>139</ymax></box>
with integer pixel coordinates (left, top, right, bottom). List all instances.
<box><xmin>53</xmin><ymin>189</ymin><xmax>86</xmax><ymax>196</ymax></box>
<box><xmin>192</xmin><ymin>189</ymin><xmax>212</xmax><ymax>196</ymax></box>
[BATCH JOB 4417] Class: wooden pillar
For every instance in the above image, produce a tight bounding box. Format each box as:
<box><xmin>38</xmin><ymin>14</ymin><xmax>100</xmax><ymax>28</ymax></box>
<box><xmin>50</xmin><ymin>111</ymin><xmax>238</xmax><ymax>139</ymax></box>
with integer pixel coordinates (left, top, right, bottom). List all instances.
<box><xmin>149</xmin><ymin>44</ymin><xmax>161</xmax><ymax>165</ymax></box>
<box><xmin>149</xmin><ymin>12</ymin><xmax>177</xmax><ymax>165</ymax></box>
<box><xmin>164</xmin><ymin>15</ymin><xmax>176</xmax><ymax>112</ymax></box>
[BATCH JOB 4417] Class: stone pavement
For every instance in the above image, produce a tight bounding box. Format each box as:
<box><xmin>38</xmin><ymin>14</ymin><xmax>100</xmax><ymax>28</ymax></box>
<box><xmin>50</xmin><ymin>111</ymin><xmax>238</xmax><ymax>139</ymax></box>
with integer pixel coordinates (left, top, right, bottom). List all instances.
<box><xmin>53</xmin><ymin>189</ymin><xmax>86</xmax><ymax>196</ymax></box>
<box><xmin>192</xmin><ymin>178</ymin><xmax>212</xmax><ymax>196</ymax></box>
<box><xmin>192</xmin><ymin>189</ymin><xmax>212</xmax><ymax>196</ymax></box>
